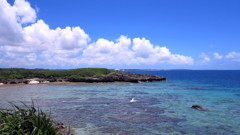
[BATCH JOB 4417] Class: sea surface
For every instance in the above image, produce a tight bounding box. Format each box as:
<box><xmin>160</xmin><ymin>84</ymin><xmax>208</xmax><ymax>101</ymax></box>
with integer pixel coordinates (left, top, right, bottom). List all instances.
<box><xmin>0</xmin><ymin>70</ymin><xmax>240</xmax><ymax>135</ymax></box>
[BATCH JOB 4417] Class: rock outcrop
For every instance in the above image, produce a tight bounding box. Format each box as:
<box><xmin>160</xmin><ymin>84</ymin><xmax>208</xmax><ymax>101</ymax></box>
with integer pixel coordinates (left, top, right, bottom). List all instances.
<box><xmin>67</xmin><ymin>72</ymin><xmax>166</xmax><ymax>83</ymax></box>
<box><xmin>0</xmin><ymin>72</ymin><xmax>166</xmax><ymax>84</ymax></box>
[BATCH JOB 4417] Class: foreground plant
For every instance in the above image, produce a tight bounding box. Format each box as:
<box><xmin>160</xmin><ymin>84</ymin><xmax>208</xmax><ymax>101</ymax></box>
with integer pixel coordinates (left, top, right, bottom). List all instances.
<box><xmin>0</xmin><ymin>101</ymin><xmax>71</xmax><ymax>135</ymax></box>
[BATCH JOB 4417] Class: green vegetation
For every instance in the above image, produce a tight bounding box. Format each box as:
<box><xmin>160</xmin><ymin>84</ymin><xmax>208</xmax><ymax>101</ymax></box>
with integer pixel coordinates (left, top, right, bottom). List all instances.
<box><xmin>0</xmin><ymin>68</ymin><xmax>113</xmax><ymax>80</ymax></box>
<box><xmin>0</xmin><ymin>101</ymin><xmax>70</xmax><ymax>135</ymax></box>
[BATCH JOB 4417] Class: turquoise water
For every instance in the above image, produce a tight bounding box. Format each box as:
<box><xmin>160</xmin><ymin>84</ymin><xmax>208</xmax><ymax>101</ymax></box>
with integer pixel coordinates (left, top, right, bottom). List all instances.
<box><xmin>0</xmin><ymin>70</ymin><xmax>240</xmax><ymax>135</ymax></box>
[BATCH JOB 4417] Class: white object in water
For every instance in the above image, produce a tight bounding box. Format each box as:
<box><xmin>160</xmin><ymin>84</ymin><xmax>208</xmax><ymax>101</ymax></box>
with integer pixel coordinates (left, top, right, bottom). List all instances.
<box><xmin>130</xmin><ymin>98</ymin><xmax>137</xmax><ymax>103</ymax></box>
<box><xmin>0</xmin><ymin>83</ymin><xmax>4</xmax><ymax>85</ymax></box>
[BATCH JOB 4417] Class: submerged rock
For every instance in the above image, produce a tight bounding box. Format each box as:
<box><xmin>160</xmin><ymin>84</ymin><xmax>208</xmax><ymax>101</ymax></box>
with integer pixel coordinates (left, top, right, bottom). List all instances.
<box><xmin>191</xmin><ymin>105</ymin><xmax>207</xmax><ymax>111</ymax></box>
<box><xmin>108</xmin><ymin>113</ymin><xmax>184</xmax><ymax>123</ymax></box>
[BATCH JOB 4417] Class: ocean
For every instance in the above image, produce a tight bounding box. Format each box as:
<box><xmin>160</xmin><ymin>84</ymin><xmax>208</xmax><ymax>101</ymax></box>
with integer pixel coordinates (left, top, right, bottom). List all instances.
<box><xmin>0</xmin><ymin>70</ymin><xmax>240</xmax><ymax>135</ymax></box>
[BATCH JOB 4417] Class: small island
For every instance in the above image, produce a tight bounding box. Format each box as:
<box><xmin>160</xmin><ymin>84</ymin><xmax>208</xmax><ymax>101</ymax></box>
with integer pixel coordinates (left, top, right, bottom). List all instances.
<box><xmin>0</xmin><ymin>68</ymin><xmax>166</xmax><ymax>85</ymax></box>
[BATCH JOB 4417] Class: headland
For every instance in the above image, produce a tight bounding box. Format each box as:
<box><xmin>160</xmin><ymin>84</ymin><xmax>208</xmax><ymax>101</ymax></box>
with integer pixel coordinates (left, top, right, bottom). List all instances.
<box><xmin>0</xmin><ymin>68</ymin><xmax>166</xmax><ymax>85</ymax></box>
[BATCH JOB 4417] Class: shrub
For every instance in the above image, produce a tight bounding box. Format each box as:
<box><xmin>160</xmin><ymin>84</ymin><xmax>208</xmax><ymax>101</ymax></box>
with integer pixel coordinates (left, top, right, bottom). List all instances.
<box><xmin>0</xmin><ymin>68</ymin><xmax>113</xmax><ymax>80</ymax></box>
<box><xmin>0</xmin><ymin>101</ymin><xmax>71</xmax><ymax>135</ymax></box>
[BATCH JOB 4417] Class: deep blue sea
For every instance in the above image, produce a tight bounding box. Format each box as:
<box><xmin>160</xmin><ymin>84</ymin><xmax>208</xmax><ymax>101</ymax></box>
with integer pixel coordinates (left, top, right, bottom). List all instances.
<box><xmin>0</xmin><ymin>70</ymin><xmax>240</xmax><ymax>135</ymax></box>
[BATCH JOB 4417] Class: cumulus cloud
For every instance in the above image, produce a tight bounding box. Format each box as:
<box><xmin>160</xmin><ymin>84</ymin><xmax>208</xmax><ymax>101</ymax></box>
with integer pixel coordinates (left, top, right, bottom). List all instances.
<box><xmin>23</xmin><ymin>20</ymin><xmax>89</xmax><ymax>51</ymax></box>
<box><xmin>226</xmin><ymin>51</ymin><xmax>240</xmax><ymax>62</ymax></box>
<box><xmin>213</xmin><ymin>52</ymin><xmax>223</xmax><ymax>59</ymax></box>
<box><xmin>200</xmin><ymin>53</ymin><xmax>210</xmax><ymax>63</ymax></box>
<box><xmin>81</xmin><ymin>36</ymin><xmax>193</xmax><ymax>65</ymax></box>
<box><xmin>0</xmin><ymin>0</ymin><xmax>193</xmax><ymax>67</ymax></box>
<box><xmin>14</xmin><ymin>0</ymin><xmax>36</xmax><ymax>24</ymax></box>
<box><xmin>0</xmin><ymin>0</ymin><xmax>23</xmax><ymax>45</ymax></box>
<box><xmin>0</xmin><ymin>0</ymin><xmax>90</xmax><ymax>67</ymax></box>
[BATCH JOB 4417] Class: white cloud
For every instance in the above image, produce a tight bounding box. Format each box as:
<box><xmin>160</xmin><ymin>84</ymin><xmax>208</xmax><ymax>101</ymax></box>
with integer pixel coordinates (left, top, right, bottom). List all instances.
<box><xmin>0</xmin><ymin>0</ymin><xmax>23</xmax><ymax>45</ymax></box>
<box><xmin>213</xmin><ymin>52</ymin><xmax>223</xmax><ymax>59</ymax></box>
<box><xmin>0</xmin><ymin>0</ymin><xmax>36</xmax><ymax>46</ymax></box>
<box><xmin>200</xmin><ymin>53</ymin><xmax>210</xmax><ymax>63</ymax></box>
<box><xmin>23</xmin><ymin>20</ymin><xmax>89</xmax><ymax>51</ymax></box>
<box><xmin>226</xmin><ymin>51</ymin><xmax>240</xmax><ymax>62</ymax></box>
<box><xmin>81</xmin><ymin>36</ymin><xmax>193</xmax><ymax>65</ymax></box>
<box><xmin>0</xmin><ymin>0</ymin><xmax>193</xmax><ymax>67</ymax></box>
<box><xmin>25</xmin><ymin>53</ymin><xmax>37</xmax><ymax>62</ymax></box>
<box><xmin>14</xmin><ymin>0</ymin><xmax>36</xmax><ymax>24</ymax></box>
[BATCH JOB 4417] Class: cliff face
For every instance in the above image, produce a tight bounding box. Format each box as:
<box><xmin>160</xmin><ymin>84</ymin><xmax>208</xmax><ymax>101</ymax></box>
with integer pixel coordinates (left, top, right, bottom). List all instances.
<box><xmin>0</xmin><ymin>72</ymin><xmax>166</xmax><ymax>84</ymax></box>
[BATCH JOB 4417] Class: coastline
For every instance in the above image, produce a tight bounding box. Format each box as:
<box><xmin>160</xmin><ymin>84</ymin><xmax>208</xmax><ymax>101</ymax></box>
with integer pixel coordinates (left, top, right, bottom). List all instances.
<box><xmin>0</xmin><ymin>72</ymin><xmax>166</xmax><ymax>86</ymax></box>
<box><xmin>0</xmin><ymin>80</ymin><xmax>163</xmax><ymax>88</ymax></box>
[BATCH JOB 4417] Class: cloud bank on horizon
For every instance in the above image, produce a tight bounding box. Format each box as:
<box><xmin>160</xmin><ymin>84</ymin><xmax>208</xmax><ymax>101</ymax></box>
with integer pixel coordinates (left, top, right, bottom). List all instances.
<box><xmin>0</xmin><ymin>0</ymin><xmax>239</xmax><ymax>69</ymax></box>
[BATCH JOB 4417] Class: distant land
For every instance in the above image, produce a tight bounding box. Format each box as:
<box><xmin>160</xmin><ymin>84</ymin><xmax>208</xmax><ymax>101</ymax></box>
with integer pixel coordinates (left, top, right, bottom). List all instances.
<box><xmin>0</xmin><ymin>68</ymin><xmax>166</xmax><ymax>85</ymax></box>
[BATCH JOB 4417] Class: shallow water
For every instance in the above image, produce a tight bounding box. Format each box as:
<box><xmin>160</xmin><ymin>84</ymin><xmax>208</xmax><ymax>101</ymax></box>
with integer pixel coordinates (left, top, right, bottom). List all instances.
<box><xmin>0</xmin><ymin>70</ymin><xmax>240</xmax><ymax>135</ymax></box>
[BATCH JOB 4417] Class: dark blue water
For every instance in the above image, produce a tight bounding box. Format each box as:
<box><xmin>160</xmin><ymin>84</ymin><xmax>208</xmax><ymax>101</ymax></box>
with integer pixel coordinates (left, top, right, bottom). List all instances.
<box><xmin>129</xmin><ymin>70</ymin><xmax>240</xmax><ymax>89</ymax></box>
<box><xmin>0</xmin><ymin>70</ymin><xmax>240</xmax><ymax>135</ymax></box>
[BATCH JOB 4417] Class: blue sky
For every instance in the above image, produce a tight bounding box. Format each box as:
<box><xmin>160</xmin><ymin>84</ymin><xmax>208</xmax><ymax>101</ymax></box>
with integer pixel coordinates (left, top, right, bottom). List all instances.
<box><xmin>1</xmin><ymin>0</ymin><xmax>240</xmax><ymax>69</ymax></box>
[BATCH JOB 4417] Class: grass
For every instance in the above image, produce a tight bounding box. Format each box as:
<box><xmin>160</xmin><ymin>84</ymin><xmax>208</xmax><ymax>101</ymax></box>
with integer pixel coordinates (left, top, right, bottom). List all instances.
<box><xmin>0</xmin><ymin>68</ymin><xmax>113</xmax><ymax>80</ymax></box>
<box><xmin>0</xmin><ymin>101</ymin><xmax>71</xmax><ymax>135</ymax></box>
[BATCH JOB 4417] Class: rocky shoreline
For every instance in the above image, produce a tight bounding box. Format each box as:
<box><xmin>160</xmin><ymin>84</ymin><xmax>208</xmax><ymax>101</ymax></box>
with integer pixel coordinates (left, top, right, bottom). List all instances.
<box><xmin>0</xmin><ymin>72</ymin><xmax>166</xmax><ymax>85</ymax></box>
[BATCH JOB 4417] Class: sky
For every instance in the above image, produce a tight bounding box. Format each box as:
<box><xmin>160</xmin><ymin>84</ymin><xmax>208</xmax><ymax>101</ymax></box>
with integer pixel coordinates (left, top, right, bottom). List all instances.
<box><xmin>0</xmin><ymin>0</ymin><xmax>240</xmax><ymax>69</ymax></box>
